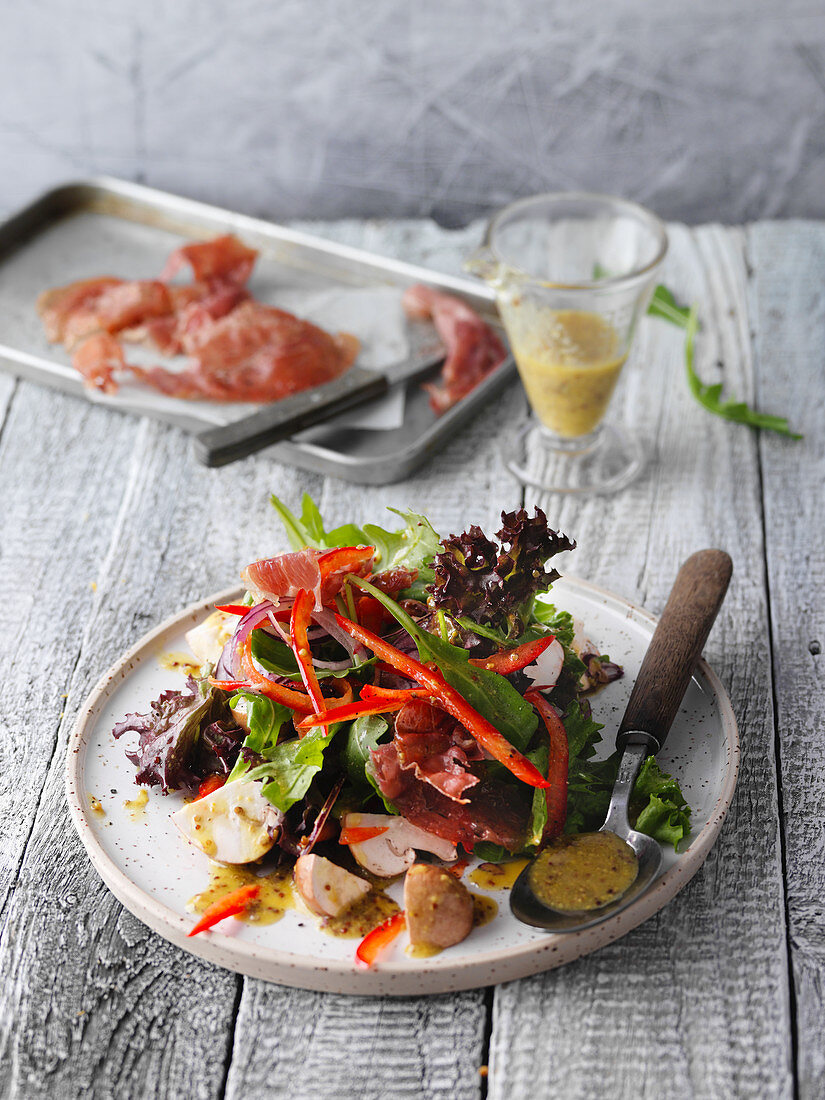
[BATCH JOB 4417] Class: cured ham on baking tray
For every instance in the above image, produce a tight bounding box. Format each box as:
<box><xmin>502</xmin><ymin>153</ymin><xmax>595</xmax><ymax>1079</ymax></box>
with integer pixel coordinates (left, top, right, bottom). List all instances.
<box><xmin>37</xmin><ymin>234</ymin><xmax>505</xmax><ymax>410</ymax></box>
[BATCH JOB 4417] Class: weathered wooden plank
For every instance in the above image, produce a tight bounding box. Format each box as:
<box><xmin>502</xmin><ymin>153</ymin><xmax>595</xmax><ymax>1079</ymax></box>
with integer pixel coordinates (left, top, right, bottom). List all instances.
<box><xmin>488</xmin><ymin>225</ymin><xmax>794</xmax><ymax>1100</ymax></box>
<box><xmin>0</xmin><ymin>405</ymin><xmax>319</xmax><ymax>1099</ymax></box>
<box><xmin>223</xmin><ymin>219</ymin><xmax>523</xmax><ymax>1100</ymax></box>
<box><xmin>0</xmin><ymin>386</ymin><xmax>137</xmax><ymax>918</ymax></box>
<box><xmin>749</xmin><ymin>220</ymin><xmax>825</xmax><ymax>1100</ymax></box>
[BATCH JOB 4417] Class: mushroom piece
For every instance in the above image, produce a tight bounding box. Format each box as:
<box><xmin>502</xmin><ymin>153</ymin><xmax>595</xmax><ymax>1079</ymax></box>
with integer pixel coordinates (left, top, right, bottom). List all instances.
<box><xmin>171</xmin><ymin>776</ymin><xmax>282</xmax><ymax>864</ymax></box>
<box><xmin>185</xmin><ymin>610</ymin><xmax>236</xmax><ymax>668</ymax></box>
<box><xmin>404</xmin><ymin>863</ymin><xmax>474</xmax><ymax>949</ymax></box>
<box><xmin>229</xmin><ymin>696</ymin><xmax>252</xmax><ymax>732</ymax></box>
<box><xmin>522</xmin><ymin>637</ymin><xmax>564</xmax><ymax>690</ymax></box>
<box><xmin>293</xmin><ymin>854</ymin><xmax>371</xmax><ymax>918</ymax></box>
<box><xmin>342</xmin><ymin>813</ymin><xmax>457</xmax><ymax>877</ymax></box>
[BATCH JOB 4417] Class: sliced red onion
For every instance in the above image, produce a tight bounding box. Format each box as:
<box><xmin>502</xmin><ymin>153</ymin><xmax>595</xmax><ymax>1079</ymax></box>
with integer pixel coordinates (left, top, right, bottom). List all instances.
<box><xmin>310</xmin><ymin>608</ymin><xmax>368</xmax><ymax>662</ymax></box>
<box><xmin>214</xmin><ymin>639</ymin><xmax>238</xmax><ymax>680</ymax></box>
<box><xmin>311</xmin><ymin>655</ymin><xmax>354</xmax><ymax>671</ymax></box>
<box><xmin>267</xmin><ymin>610</ymin><xmax>292</xmax><ymax>645</ymax></box>
<box><xmin>302</xmin><ymin>776</ymin><xmax>345</xmax><ymax>856</ymax></box>
<box><xmin>233</xmin><ymin>601</ymin><xmax>277</xmax><ymax>648</ymax></box>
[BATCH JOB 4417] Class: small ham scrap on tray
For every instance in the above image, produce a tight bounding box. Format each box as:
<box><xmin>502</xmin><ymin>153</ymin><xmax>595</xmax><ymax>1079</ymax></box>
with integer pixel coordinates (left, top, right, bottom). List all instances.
<box><xmin>37</xmin><ymin>234</ymin><xmax>359</xmax><ymax>404</ymax></box>
<box><xmin>402</xmin><ymin>284</ymin><xmax>507</xmax><ymax>414</ymax></box>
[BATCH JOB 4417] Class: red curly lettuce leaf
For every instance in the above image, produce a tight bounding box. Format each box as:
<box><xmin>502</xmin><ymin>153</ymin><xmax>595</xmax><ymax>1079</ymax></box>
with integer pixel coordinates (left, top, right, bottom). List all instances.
<box><xmin>427</xmin><ymin>508</ymin><xmax>575</xmax><ymax>639</ymax></box>
<box><xmin>113</xmin><ymin>677</ymin><xmax>232</xmax><ymax>791</ymax></box>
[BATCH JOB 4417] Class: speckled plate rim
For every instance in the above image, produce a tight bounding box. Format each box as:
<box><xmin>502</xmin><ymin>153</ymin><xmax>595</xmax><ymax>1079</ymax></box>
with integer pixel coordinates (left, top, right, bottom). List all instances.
<box><xmin>65</xmin><ymin>578</ymin><xmax>739</xmax><ymax>996</ymax></box>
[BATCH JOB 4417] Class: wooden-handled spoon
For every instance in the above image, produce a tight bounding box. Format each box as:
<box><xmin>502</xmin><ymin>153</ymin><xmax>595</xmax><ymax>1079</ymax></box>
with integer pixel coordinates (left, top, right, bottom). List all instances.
<box><xmin>511</xmin><ymin>548</ymin><xmax>733</xmax><ymax>933</ymax></box>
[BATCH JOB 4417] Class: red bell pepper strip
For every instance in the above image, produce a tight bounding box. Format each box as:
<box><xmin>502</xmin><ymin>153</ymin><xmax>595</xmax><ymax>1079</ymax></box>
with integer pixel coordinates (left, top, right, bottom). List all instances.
<box><xmin>296</xmin><ymin>696</ymin><xmax>408</xmax><ymax>730</ymax></box>
<box><xmin>326</xmin><ymin>677</ymin><xmax>354</xmax><ymax>707</ymax></box>
<box><xmin>355</xmin><ymin>910</ymin><xmax>406</xmax><ymax>968</ymax></box>
<box><xmin>197</xmin><ymin>775</ymin><xmax>226</xmax><ymax>800</ymax></box>
<box><xmin>359</xmin><ymin>684</ymin><xmax>429</xmax><ymax>701</ymax></box>
<box><xmin>209</xmin><ymin>677</ymin><xmax>250</xmax><ymax>692</ymax></box>
<box><xmin>187</xmin><ymin>884</ymin><xmax>260</xmax><ymax>936</ymax></box>
<box><xmin>469</xmin><ymin>635</ymin><xmax>555</xmax><ymax>675</ymax></box>
<box><xmin>318</xmin><ymin>545</ymin><xmax>375</xmax><ymax>579</ymax></box>
<box><xmin>339</xmin><ymin>825</ymin><xmax>389</xmax><ymax>845</ymax></box>
<box><xmin>239</xmin><ymin>636</ymin><xmax>315</xmax><ymax>712</ymax></box>
<box><xmin>214</xmin><ymin>603</ymin><xmax>252</xmax><ymax>616</ymax></box>
<box><xmin>290</xmin><ymin>588</ymin><xmax>326</xmax><ymax>714</ymax></box>
<box><xmin>524</xmin><ymin>689</ymin><xmax>569</xmax><ymax>841</ymax></box>
<box><xmin>333</xmin><ymin>615</ymin><xmax>550</xmax><ymax>790</ymax></box>
<box><xmin>356</xmin><ymin>595</ymin><xmax>394</xmax><ymax>636</ymax></box>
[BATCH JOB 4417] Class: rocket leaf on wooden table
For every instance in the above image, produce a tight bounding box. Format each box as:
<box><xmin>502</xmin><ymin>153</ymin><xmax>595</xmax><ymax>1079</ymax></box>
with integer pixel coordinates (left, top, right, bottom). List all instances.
<box><xmin>648</xmin><ymin>285</ymin><xmax>802</xmax><ymax>439</ymax></box>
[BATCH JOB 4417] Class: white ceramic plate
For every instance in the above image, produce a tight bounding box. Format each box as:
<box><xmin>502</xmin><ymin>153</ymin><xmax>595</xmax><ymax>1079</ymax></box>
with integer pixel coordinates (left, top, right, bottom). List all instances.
<box><xmin>66</xmin><ymin>576</ymin><xmax>739</xmax><ymax>996</ymax></box>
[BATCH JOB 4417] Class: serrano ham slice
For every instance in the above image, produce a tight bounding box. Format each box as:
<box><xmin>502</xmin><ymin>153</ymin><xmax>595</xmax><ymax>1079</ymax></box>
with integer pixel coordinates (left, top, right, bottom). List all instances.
<box><xmin>160</xmin><ymin>235</ymin><xmax>258</xmax><ymax>285</ymax></box>
<box><xmin>38</xmin><ymin>278</ymin><xmax>172</xmax><ymax>349</ymax></box>
<box><xmin>71</xmin><ymin>333</ymin><xmax>127</xmax><ymax>395</ymax></box>
<box><xmin>37</xmin><ymin>235</ymin><xmax>359</xmax><ymax>404</ymax></box>
<box><xmin>402</xmin><ymin>284</ymin><xmax>507</xmax><ymax>413</ymax></box>
<box><xmin>370</xmin><ymin>741</ymin><xmax>529</xmax><ymax>852</ymax></box>
<box><xmin>133</xmin><ymin>301</ymin><xmax>359</xmax><ymax>403</ymax></box>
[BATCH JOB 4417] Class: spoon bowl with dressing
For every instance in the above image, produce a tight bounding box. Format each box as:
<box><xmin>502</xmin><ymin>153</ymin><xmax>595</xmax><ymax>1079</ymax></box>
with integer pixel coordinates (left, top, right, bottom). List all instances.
<box><xmin>512</xmin><ymin>548</ymin><xmax>732</xmax><ymax>934</ymax></box>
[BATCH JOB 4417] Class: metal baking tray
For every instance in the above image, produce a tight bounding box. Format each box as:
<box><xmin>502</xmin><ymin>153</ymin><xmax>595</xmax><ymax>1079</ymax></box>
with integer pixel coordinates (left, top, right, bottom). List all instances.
<box><xmin>0</xmin><ymin>177</ymin><xmax>515</xmax><ymax>483</ymax></box>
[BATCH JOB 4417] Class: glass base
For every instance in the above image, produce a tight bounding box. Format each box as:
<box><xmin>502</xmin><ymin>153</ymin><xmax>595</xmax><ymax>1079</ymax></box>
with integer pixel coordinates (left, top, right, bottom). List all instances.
<box><xmin>505</xmin><ymin>421</ymin><xmax>645</xmax><ymax>495</ymax></box>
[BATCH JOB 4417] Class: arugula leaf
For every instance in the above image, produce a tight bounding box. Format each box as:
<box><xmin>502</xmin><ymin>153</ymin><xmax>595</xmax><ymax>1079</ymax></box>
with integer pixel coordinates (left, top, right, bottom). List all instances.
<box><xmin>353</xmin><ymin>576</ymin><xmax>538</xmax><ymax>752</ymax></box>
<box><xmin>563</xmin><ymin>699</ymin><xmax>604</xmax><ymax>763</ymax></box>
<box><xmin>245</xmin><ymin>726</ymin><xmax>336</xmax><ymax>813</ymax></box>
<box><xmin>683</xmin><ymin>306</ymin><xmax>802</xmax><ymax>438</ymax></box>
<box><xmin>270</xmin><ymin>492</ymin><xmax>367</xmax><ymax>551</ymax></box>
<box><xmin>647</xmin><ymin>284</ymin><xmax>692</xmax><ymax>327</ymax></box>
<box><xmin>342</xmin><ymin>713</ymin><xmax>398</xmax><ymax>812</ymax></box>
<box><xmin>269</xmin><ymin>495</ymin><xmax>440</xmax><ymax>599</ymax></box>
<box><xmin>472</xmin><ymin>842</ymin><xmax>510</xmax><ymax>863</ymax></box>
<box><xmin>525</xmin><ymin>743</ymin><xmax>550</xmax><ymax>849</ymax></box>
<box><xmin>647</xmin><ymin>286</ymin><xmax>802</xmax><ymax>439</ymax></box>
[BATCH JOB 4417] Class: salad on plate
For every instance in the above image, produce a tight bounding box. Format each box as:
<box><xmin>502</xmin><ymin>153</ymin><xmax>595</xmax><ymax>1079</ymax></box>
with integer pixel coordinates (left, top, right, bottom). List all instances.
<box><xmin>112</xmin><ymin>496</ymin><xmax>691</xmax><ymax>964</ymax></box>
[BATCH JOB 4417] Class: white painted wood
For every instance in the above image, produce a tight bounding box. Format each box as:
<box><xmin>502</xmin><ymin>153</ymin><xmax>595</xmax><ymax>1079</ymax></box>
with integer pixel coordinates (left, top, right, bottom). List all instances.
<box><xmin>0</xmin><ymin>216</ymin><xmax>809</xmax><ymax>1099</ymax></box>
<box><xmin>488</xmin><ymin>225</ymin><xmax>794</xmax><ymax>1100</ymax></box>
<box><xmin>748</xmin><ymin>220</ymin><xmax>825</xmax><ymax>1100</ymax></box>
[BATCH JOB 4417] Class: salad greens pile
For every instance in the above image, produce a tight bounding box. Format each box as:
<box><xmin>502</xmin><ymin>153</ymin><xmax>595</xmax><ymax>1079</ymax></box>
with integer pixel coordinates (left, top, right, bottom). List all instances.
<box><xmin>115</xmin><ymin>494</ymin><xmax>692</xmax><ymax>856</ymax></box>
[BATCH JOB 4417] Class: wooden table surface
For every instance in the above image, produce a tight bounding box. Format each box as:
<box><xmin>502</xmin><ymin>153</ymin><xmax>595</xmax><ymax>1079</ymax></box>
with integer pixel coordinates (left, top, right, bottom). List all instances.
<box><xmin>0</xmin><ymin>217</ymin><xmax>820</xmax><ymax>1100</ymax></box>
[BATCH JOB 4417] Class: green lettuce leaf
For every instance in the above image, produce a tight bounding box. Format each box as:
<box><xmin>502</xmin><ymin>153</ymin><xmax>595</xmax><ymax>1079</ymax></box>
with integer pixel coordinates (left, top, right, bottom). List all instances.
<box><xmin>362</xmin><ymin>507</ymin><xmax>441</xmax><ymax>575</ymax></box>
<box><xmin>353</xmin><ymin>576</ymin><xmax>538</xmax><ymax>752</ymax></box>
<box><xmin>225</xmin><ymin>690</ymin><xmax>293</xmax><ymax>782</ymax></box>
<box><xmin>245</xmin><ymin>726</ymin><xmax>336</xmax><ymax>813</ymax></box>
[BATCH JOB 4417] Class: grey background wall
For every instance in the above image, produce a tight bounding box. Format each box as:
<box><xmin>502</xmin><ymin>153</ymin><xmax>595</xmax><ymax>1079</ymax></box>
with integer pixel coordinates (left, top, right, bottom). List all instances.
<box><xmin>1</xmin><ymin>0</ymin><xmax>823</xmax><ymax>225</ymax></box>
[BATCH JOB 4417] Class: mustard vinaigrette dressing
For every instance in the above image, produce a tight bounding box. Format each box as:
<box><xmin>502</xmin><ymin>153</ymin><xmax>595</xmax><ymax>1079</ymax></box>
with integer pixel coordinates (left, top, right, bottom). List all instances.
<box><xmin>527</xmin><ymin>832</ymin><xmax>638</xmax><ymax>913</ymax></box>
<box><xmin>504</xmin><ymin>308</ymin><xmax>627</xmax><ymax>438</ymax></box>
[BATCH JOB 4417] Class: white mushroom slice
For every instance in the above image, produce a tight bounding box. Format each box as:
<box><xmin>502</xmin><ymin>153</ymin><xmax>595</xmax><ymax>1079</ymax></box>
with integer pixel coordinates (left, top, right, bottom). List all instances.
<box><xmin>571</xmin><ymin>617</ymin><xmax>595</xmax><ymax>659</ymax></box>
<box><xmin>185</xmin><ymin>610</ymin><xmax>236</xmax><ymax>668</ymax></box>
<box><xmin>343</xmin><ymin>812</ymin><xmax>457</xmax><ymax>877</ymax></box>
<box><xmin>230</xmin><ymin>697</ymin><xmax>252</xmax><ymax>732</ymax></box>
<box><xmin>523</xmin><ymin>637</ymin><xmax>565</xmax><ymax>689</ymax></box>
<box><xmin>293</xmin><ymin>854</ymin><xmax>371</xmax><ymax>918</ymax></box>
<box><xmin>171</xmin><ymin>777</ymin><xmax>280</xmax><ymax>864</ymax></box>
